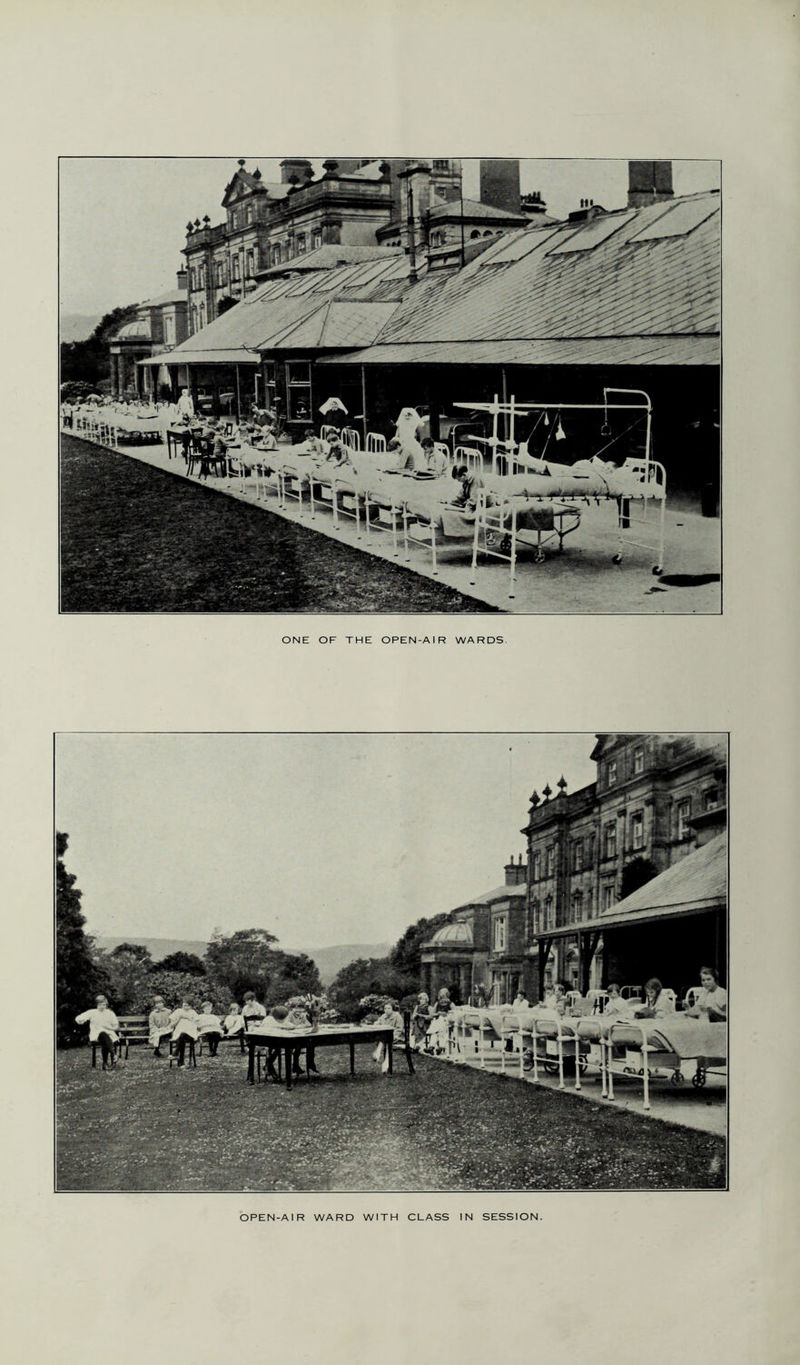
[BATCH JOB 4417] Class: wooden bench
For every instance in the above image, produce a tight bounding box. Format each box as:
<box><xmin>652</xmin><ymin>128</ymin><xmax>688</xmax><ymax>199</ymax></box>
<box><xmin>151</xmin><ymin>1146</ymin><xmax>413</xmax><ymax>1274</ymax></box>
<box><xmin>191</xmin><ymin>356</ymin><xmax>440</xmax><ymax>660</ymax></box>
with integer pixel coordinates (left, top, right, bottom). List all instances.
<box><xmin>88</xmin><ymin>1014</ymin><xmax>146</xmax><ymax>1066</ymax></box>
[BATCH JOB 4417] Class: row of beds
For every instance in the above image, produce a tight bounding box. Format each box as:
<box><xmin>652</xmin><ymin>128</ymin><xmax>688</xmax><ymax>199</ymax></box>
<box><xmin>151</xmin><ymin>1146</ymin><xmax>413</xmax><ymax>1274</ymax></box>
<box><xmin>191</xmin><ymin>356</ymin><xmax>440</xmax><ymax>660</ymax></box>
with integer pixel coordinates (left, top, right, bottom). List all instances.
<box><xmin>222</xmin><ymin>426</ymin><xmax>667</xmax><ymax>596</ymax></box>
<box><xmin>444</xmin><ymin>996</ymin><xmax>727</xmax><ymax>1113</ymax></box>
<box><xmin>64</xmin><ymin>410</ymin><xmax>668</xmax><ymax>594</ymax></box>
<box><xmin>66</xmin><ymin>404</ymin><xmax>169</xmax><ymax>446</ymax></box>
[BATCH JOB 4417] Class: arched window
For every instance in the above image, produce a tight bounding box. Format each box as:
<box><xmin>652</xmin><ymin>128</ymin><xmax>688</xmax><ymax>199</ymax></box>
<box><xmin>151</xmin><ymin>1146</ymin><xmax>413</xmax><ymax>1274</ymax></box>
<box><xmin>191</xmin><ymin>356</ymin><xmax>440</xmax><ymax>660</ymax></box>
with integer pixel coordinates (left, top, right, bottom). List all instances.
<box><xmin>469</xmin><ymin>229</ymin><xmax>481</xmax><ymax>239</ymax></box>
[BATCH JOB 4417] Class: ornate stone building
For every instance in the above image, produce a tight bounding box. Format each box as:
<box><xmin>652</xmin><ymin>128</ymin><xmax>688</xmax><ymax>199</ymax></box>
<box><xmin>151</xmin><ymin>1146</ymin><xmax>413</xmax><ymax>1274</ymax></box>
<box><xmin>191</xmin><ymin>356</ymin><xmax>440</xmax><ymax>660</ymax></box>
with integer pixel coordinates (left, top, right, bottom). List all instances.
<box><xmin>522</xmin><ymin>734</ymin><xmax>727</xmax><ymax>998</ymax></box>
<box><xmin>182</xmin><ymin>158</ymin><xmax>535</xmax><ymax>333</ymax></box>
<box><xmin>419</xmin><ymin>734</ymin><xmax>727</xmax><ymax>1007</ymax></box>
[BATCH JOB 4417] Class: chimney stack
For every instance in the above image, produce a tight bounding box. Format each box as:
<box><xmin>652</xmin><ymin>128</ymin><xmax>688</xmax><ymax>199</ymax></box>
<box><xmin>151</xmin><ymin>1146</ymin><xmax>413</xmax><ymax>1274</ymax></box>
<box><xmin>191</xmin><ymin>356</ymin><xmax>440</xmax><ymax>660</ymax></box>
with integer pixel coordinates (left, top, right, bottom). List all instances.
<box><xmin>281</xmin><ymin>158</ymin><xmax>314</xmax><ymax>185</ymax></box>
<box><xmin>479</xmin><ymin>159</ymin><xmax>522</xmax><ymax>215</ymax></box>
<box><xmin>627</xmin><ymin>160</ymin><xmax>674</xmax><ymax>209</ymax></box>
<box><xmin>399</xmin><ymin>163</ymin><xmax>432</xmax><ymax>280</ymax></box>
<box><xmin>176</xmin><ymin>267</ymin><xmax>188</xmax><ymax>291</ymax></box>
<box><xmin>505</xmin><ymin>855</ymin><xmax>528</xmax><ymax>887</ymax></box>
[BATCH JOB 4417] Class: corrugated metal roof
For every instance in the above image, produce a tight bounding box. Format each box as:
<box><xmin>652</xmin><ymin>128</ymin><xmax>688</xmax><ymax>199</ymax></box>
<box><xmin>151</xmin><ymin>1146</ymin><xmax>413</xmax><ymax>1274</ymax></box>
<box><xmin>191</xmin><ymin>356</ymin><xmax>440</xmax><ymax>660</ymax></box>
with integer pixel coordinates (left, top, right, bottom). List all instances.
<box><xmin>370</xmin><ymin>192</ymin><xmax>719</xmax><ymax>352</ymax></box>
<box><xmin>321</xmin><ymin>335</ymin><xmax>720</xmax><ymax>367</ymax></box>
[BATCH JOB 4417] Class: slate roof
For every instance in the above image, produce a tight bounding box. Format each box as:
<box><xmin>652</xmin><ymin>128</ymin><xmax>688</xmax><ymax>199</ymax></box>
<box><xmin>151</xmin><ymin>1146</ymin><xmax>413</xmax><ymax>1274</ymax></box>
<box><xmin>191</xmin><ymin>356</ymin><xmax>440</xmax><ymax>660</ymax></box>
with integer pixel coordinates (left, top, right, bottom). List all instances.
<box><xmin>428</xmin><ymin>196</ymin><xmax>528</xmax><ymax>224</ymax></box>
<box><xmin>258</xmin><ymin>244</ymin><xmax>402</xmax><ymax>276</ymax></box>
<box><xmin>141</xmin><ymin>289</ymin><xmax>188</xmax><ymax>307</ymax></box>
<box><xmin>339</xmin><ymin>191</ymin><xmax>720</xmax><ymax>366</ymax></box>
<box><xmin>269</xmin><ymin>300</ymin><xmax>401</xmax><ymax>351</ymax></box>
<box><xmin>597</xmin><ymin>833</ymin><xmax>727</xmax><ymax>925</ymax></box>
<box><xmin>321</xmin><ymin>336</ymin><xmax>718</xmax><ymax>367</ymax></box>
<box><xmin>149</xmin><ymin>254</ymin><xmax>416</xmax><ymax>364</ymax></box>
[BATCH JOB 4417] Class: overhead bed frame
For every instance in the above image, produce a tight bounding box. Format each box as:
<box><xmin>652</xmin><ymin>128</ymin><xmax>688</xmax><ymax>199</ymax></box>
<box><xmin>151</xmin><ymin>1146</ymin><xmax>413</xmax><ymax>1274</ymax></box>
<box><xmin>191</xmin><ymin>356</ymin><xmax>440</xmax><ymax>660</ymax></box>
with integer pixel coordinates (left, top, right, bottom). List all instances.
<box><xmin>453</xmin><ymin>390</ymin><xmax>667</xmax><ymax>599</ymax></box>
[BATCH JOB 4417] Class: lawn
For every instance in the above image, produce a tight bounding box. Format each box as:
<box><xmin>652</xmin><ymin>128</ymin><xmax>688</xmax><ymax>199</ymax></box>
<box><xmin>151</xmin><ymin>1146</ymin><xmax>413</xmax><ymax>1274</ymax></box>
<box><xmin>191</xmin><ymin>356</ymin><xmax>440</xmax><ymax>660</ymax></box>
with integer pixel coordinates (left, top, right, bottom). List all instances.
<box><xmin>56</xmin><ymin>1047</ymin><xmax>726</xmax><ymax>1193</ymax></box>
<box><xmin>59</xmin><ymin>436</ymin><xmax>496</xmax><ymax>613</ymax></box>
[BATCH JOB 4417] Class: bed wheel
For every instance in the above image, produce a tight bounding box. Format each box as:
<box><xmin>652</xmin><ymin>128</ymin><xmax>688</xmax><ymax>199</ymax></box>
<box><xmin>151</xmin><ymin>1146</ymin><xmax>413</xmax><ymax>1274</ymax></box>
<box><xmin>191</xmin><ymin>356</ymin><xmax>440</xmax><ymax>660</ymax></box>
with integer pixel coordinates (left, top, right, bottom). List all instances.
<box><xmin>670</xmin><ymin>1071</ymin><xmax>684</xmax><ymax>1087</ymax></box>
<box><xmin>522</xmin><ymin>1052</ymin><xmax>534</xmax><ymax>1072</ymax></box>
<box><xmin>612</xmin><ymin>553</ymin><xmax>622</xmax><ymax>565</ymax></box>
<box><xmin>534</xmin><ymin>549</ymin><xmax>546</xmax><ymax>564</ymax></box>
<box><xmin>652</xmin><ymin>565</ymin><xmax>663</xmax><ymax>576</ymax></box>
<box><xmin>692</xmin><ymin>1068</ymin><xmax>707</xmax><ymax>1088</ymax></box>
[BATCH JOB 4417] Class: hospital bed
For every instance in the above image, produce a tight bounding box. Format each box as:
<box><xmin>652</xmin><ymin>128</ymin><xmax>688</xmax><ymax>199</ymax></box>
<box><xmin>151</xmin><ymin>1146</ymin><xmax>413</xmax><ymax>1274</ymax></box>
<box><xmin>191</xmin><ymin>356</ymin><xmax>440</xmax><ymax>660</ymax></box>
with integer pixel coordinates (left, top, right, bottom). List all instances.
<box><xmin>604</xmin><ymin>1018</ymin><xmax>728</xmax><ymax>1112</ymax></box>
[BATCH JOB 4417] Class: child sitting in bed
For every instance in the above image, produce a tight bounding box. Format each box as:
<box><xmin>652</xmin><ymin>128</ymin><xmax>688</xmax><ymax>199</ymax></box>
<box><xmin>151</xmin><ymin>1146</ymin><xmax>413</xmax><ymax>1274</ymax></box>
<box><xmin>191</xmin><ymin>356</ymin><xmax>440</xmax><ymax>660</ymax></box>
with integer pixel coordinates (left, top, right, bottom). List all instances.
<box><xmin>419</xmin><ymin>438</ymin><xmax>448</xmax><ymax>477</ymax></box>
<box><xmin>323</xmin><ymin>432</ymin><xmax>354</xmax><ymax>469</ymax></box>
<box><xmin>633</xmin><ymin>977</ymin><xmax>672</xmax><ymax>1019</ymax></box>
<box><xmin>601</xmin><ymin>982</ymin><xmax>629</xmax><ymax>1018</ymax></box>
<box><xmin>685</xmin><ymin>966</ymin><xmax>727</xmax><ymax>1021</ymax></box>
<box><xmin>450</xmin><ymin>464</ymin><xmax>489</xmax><ymax>511</ymax></box>
<box><xmin>296</xmin><ymin>427</ymin><xmax>326</xmax><ymax>457</ymax></box>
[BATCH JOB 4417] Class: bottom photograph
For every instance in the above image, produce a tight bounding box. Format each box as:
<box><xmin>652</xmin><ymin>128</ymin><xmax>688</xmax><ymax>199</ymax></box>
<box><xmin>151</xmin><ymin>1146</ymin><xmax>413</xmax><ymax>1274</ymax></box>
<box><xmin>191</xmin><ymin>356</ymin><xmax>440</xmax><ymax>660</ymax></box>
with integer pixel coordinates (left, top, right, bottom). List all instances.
<box><xmin>55</xmin><ymin>731</ymin><xmax>728</xmax><ymax>1194</ymax></box>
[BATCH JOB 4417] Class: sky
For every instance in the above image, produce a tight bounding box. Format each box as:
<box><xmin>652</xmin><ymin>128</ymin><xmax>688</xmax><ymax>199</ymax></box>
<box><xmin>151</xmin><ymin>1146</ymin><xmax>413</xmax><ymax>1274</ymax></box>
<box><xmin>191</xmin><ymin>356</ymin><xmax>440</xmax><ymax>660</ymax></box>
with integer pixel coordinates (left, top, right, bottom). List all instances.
<box><xmin>59</xmin><ymin>157</ymin><xmax>720</xmax><ymax>317</ymax></box>
<box><xmin>55</xmin><ymin>732</ymin><xmax>597</xmax><ymax>951</ymax></box>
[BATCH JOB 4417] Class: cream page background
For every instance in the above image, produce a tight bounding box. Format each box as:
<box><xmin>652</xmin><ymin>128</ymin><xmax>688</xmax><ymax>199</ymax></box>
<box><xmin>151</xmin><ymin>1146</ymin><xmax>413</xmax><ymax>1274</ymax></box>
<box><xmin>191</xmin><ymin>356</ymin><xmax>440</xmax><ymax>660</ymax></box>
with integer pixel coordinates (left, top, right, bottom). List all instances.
<box><xmin>1</xmin><ymin>2</ymin><xmax>798</xmax><ymax>1361</ymax></box>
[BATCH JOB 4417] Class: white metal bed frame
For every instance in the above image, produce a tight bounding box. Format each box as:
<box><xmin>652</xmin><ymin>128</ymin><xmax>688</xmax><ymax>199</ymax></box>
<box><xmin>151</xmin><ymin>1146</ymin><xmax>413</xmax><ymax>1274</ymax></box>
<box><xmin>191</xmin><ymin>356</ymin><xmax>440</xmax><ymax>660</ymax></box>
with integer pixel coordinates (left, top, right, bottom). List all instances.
<box><xmin>451</xmin><ymin>390</ymin><xmax>667</xmax><ymax>599</ymax></box>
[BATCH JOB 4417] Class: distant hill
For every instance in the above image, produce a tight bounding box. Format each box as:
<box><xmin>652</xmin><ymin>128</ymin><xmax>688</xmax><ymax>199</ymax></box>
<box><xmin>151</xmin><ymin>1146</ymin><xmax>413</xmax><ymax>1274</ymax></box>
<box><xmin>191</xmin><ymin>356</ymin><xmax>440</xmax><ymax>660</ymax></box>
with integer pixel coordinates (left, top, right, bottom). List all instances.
<box><xmin>95</xmin><ymin>935</ymin><xmax>209</xmax><ymax>962</ymax></box>
<box><xmin>297</xmin><ymin>943</ymin><xmax>393</xmax><ymax>986</ymax></box>
<box><xmin>94</xmin><ymin>936</ymin><xmax>392</xmax><ymax>986</ymax></box>
<box><xmin>61</xmin><ymin>313</ymin><xmax>102</xmax><ymax>343</ymax></box>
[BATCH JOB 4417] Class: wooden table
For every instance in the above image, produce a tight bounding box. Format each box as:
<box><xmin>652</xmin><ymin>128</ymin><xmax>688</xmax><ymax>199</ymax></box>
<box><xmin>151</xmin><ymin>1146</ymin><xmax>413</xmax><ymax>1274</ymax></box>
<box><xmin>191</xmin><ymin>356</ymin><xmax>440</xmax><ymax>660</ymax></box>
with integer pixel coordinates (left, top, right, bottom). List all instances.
<box><xmin>166</xmin><ymin>425</ymin><xmax>202</xmax><ymax>460</ymax></box>
<box><xmin>245</xmin><ymin>1024</ymin><xmax>396</xmax><ymax>1091</ymax></box>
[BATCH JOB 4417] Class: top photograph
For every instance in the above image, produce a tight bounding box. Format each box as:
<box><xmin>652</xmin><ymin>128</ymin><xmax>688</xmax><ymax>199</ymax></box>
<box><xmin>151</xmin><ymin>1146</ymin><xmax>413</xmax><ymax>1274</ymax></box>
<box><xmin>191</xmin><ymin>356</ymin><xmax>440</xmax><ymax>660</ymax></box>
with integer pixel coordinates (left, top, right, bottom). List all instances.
<box><xmin>59</xmin><ymin>157</ymin><xmax>721</xmax><ymax>615</ymax></box>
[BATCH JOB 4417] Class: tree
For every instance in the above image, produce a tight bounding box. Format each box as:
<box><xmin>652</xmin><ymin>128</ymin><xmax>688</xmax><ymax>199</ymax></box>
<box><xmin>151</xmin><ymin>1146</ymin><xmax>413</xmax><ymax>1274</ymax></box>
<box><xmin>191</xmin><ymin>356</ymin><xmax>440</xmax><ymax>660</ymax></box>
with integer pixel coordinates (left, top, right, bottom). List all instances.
<box><xmin>131</xmin><ymin>970</ymin><xmax>207</xmax><ymax>1013</ymax></box>
<box><xmin>390</xmin><ymin>913</ymin><xmax>450</xmax><ymax>985</ymax></box>
<box><xmin>56</xmin><ymin>832</ymin><xmax>108</xmax><ymax>1045</ymax></box>
<box><xmin>328</xmin><ymin>957</ymin><xmax>409</xmax><ymax>1021</ymax></box>
<box><xmin>96</xmin><ymin>947</ymin><xmax>151</xmax><ymax>1014</ymax></box>
<box><xmin>619</xmin><ymin>857</ymin><xmax>660</xmax><ymax>901</ymax></box>
<box><xmin>263</xmin><ymin>951</ymin><xmax>321</xmax><ymax>1007</ymax></box>
<box><xmin>60</xmin><ymin>303</ymin><xmax>139</xmax><ymax>388</ymax></box>
<box><xmin>205</xmin><ymin>927</ymin><xmax>279</xmax><ymax>998</ymax></box>
<box><xmin>111</xmin><ymin>942</ymin><xmax>153</xmax><ymax>967</ymax></box>
<box><xmin>155</xmin><ymin>951</ymin><xmax>206</xmax><ymax>976</ymax></box>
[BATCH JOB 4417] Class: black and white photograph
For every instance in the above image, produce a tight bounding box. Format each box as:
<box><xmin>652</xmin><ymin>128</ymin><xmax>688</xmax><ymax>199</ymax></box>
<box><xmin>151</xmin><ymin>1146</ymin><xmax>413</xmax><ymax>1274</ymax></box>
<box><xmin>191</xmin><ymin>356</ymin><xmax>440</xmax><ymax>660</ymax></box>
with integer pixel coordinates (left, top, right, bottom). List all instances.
<box><xmin>56</xmin><ymin>732</ymin><xmax>728</xmax><ymax>1194</ymax></box>
<box><xmin>59</xmin><ymin>157</ymin><xmax>721</xmax><ymax>615</ymax></box>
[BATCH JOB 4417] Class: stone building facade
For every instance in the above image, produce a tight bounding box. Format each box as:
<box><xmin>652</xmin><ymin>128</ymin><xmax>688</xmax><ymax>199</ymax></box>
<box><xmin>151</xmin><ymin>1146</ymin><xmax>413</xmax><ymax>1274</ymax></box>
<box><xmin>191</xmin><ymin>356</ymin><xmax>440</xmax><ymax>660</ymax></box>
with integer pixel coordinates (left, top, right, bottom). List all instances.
<box><xmin>419</xmin><ymin>735</ymin><xmax>727</xmax><ymax>1007</ymax></box>
<box><xmin>521</xmin><ymin>733</ymin><xmax>727</xmax><ymax>997</ymax></box>
<box><xmin>109</xmin><ymin>280</ymin><xmax>188</xmax><ymax>398</ymax></box>
<box><xmin>182</xmin><ymin>158</ymin><xmax>537</xmax><ymax>333</ymax></box>
<box><xmin>420</xmin><ymin>857</ymin><xmax>527</xmax><ymax>1005</ymax></box>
